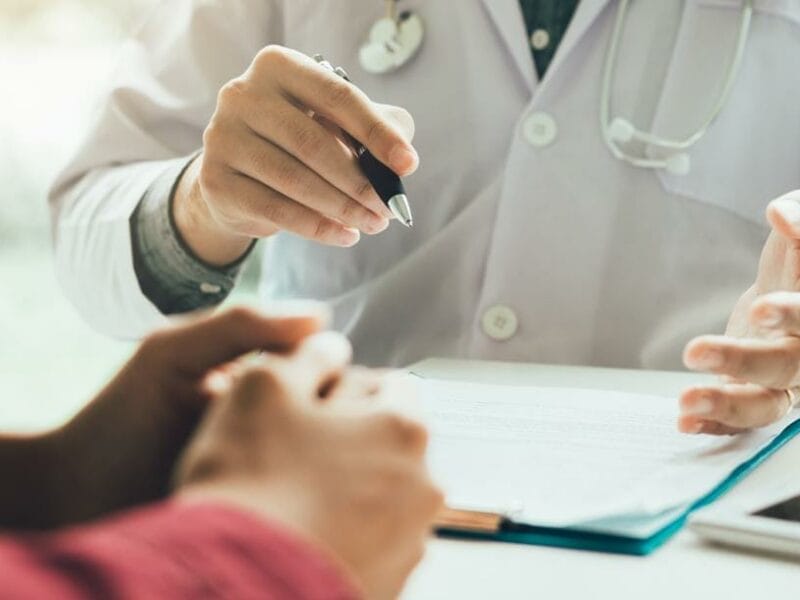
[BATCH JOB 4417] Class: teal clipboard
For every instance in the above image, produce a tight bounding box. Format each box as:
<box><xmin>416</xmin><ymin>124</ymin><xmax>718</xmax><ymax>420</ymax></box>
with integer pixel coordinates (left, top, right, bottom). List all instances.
<box><xmin>438</xmin><ymin>418</ymin><xmax>800</xmax><ymax>556</ymax></box>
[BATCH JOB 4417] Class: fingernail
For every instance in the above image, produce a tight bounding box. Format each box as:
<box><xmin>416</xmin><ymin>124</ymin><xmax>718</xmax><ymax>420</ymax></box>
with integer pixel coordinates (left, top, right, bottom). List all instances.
<box><xmin>679</xmin><ymin>418</ymin><xmax>705</xmax><ymax>434</ymax></box>
<box><xmin>778</xmin><ymin>199</ymin><xmax>800</xmax><ymax>228</ymax></box>
<box><xmin>243</xmin><ymin>353</ymin><xmax>269</xmax><ymax>366</ymax></box>
<box><xmin>683</xmin><ymin>397</ymin><xmax>713</xmax><ymax>416</ymax></box>
<box><xmin>365</xmin><ymin>215</ymin><xmax>390</xmax><ymax>235</ymax></box>
<box><xmin>757</xmin><ymin>305</ymin><xmax>784</xmax><ymax>329</ymax></box>
<box><xmin>203</xmin><ymin>371</ymin><xmax>232</xmax><ymax>396</ymax></box>
<box><xmin>695</xmin><ymin>349</ymin><xmax>724</xmax><ymax>370</ymax></box>
<box><xmin>303</xmin><ymin>331</ymin><xmax>353</xmax><ymax>364</ymax></box>
<box><xmin>389</xmin><ymin>145</ymin><xmax>418</xmax><ymax>174</ymax></box>
<box><xmin>372</xmin><ymin>203</ymin><xmax>395</xmax><ymax>222</ymax></box>
<box><xmin>339</xmin><ymin>228</ymin><xmax>360</xmax><ymax>247</ymax></box>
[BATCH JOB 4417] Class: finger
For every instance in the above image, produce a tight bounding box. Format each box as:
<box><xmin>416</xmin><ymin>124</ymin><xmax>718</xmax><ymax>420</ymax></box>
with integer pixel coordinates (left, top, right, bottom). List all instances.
<box><xmin>679</xmin><ymin>384</ymin><xmax>791</xmax><ymax>432</ymax></box>
<box><xmin>750</xmin><ymin>291</ymin><xmax>800</xmax><ymax>335</ymax></box>
<box><xmin>225</xmin><ymin>126</ymin><xmax>388</xmax><ymax>234</ymax></box>
<box><xmin>678</xmin><ymin>418</ymin><xmax>744</xmax><ymax>436</ymax></box>
<box><xmin>245</xmin><ymin>100</ymin><xmax>394</xmax><ymax>220</ymax></box>
<box><xmin>227</xmin><ymin>363</ymin><xmax>294</xmax><ymax>418</ymax></box>
<box><xmin>198</xmin><ymin>353</ymin><xmax>267</xmax><ymax>398</ymax></box>
<box><xmin>370</xmin><ymin>411</ymin><xmax>429</xmax><ymax>459</ymax></box>
<box><xmin>375</xmin><ymin>103</ymin><xmax>415</xmax><ymax>143</ymax></box>
<box><xmin>161</xmin><ymin>304</ymin><xmax>330</xmax><ymax>376</ymax></box>
<box><xmin>210</xmin><ymin>169</ymin><xmax>361</xmax><ymax>246</ymax></box>
<box><xmin>199</xmin><ymin>368</ymin><xmax>234</xmax><ymax>398</ymax></box>
<box><xmin>765</xmin><ymin>190</ymin><xmax>800</xmax><ymax>240</ymax></box>
<box><xmin>179</xmin><ymin>361</ymin><xmax>298</xmax><ymax>480</ymax></box>
<box><xmin>288</xmin><ymin>331</ymin><xmax>353</xmax><ymax>399</ymax></box>
<box><xmin>425</xmin><ymin>481</ymin><xmax>446</xmax><ymax>520</ymax></box>
<box><xmin>315</xmin><ymin>112</ymin><xmax>397</xmax><ymax>218</ymax></box>
<box><xmin>373</xmin><ymin>373</ymin><xmax>423</xmax><ymax>419</ymax></box>
<box><xmin>325</xmin><ymin>366</ymin><xmax>388</xmax><ymax>402</ymax></box>
<box><xmin>262</xmin><ymin>47</ymin><xmax>418</xmax><ymax>176</ymax></box>
<box><xmin>683</xmin><ymin>334</ymin><xmax>800</xmax><ymax>389</ymax></box>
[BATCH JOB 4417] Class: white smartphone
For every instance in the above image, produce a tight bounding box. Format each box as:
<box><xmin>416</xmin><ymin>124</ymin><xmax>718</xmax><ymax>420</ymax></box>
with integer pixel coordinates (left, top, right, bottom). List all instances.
<box><xmin>689</xmin><ymin>494</ymin><xmax>800</xmax><ymax>559</ymax></box>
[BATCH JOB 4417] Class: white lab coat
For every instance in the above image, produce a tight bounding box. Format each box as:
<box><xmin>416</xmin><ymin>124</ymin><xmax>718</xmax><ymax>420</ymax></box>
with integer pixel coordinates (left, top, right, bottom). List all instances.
<box><xmin>50</xmin><ymin>0</ymin><xmax>800</xmax><ymax>368</ymax></box>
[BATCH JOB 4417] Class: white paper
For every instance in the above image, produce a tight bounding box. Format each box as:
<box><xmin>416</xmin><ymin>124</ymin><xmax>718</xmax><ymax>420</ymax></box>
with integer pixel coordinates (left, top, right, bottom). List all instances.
<box><xmin>418</xmin><ymin>378</ymin><xmax>800</xmax><ymax>527</ymax></box>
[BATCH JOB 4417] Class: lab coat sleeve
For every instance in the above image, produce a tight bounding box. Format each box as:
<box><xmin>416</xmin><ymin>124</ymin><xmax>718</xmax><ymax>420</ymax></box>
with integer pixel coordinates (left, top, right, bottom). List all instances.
<box><xmin>48</xmin><ymin>0</ymin><xmax>281</xmax><ymax>339</ymax></box>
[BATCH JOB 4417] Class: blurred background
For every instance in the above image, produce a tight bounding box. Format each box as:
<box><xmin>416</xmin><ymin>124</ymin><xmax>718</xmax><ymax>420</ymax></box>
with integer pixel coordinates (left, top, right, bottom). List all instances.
<box><xmin>0</xmin><ymin>0</ymin><xmax>257</xmax><ymax>431</ymax></box>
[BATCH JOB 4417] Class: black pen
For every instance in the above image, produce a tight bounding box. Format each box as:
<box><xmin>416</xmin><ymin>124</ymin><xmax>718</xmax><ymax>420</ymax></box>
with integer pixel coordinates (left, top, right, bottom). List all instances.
<box><xmin>314</xmin><ymin>54</ymin><xmax>413</xmax><ymax>227</ymax></box>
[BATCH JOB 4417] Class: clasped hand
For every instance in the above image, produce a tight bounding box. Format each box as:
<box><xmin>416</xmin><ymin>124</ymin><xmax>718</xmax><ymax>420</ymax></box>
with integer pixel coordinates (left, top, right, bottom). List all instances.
<box><xmin>31</xmin><ymin>305</ymin><xmax>441</xmax><ymax>599</ymax></box>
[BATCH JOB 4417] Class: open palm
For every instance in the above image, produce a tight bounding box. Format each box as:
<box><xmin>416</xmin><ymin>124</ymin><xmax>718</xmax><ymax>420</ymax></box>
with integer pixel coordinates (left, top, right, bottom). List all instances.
<box><xmin>680</xmin><ymin>191</ymin><xmax>800</xmax><ymax>435</ymax></box>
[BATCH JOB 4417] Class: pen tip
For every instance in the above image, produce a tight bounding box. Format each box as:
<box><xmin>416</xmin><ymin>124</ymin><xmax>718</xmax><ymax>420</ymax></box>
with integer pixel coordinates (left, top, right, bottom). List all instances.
<box><xmin>388</xmin><ymin>194</ymin><xmax>414</xmax><ymax>229</ymax></box>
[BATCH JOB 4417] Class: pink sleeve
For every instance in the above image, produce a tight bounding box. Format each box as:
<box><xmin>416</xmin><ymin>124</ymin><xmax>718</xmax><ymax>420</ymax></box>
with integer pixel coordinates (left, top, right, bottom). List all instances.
<box><xmin>0</xmin><ymin>501</ymin><xmax>360</xmax><ymax>600</ymax></box>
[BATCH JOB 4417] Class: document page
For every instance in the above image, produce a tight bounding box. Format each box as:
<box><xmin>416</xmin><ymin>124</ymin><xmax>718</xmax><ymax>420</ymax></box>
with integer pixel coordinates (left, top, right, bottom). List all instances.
<box><xmin>418</xmin><ymin>378</ymin><xmax>800</xmax><ymax>526</ymax></box>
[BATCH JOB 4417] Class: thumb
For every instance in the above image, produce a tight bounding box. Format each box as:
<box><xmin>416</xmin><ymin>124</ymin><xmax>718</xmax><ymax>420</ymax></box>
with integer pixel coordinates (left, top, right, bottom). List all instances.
<box><xmin>162</xmin><ymin>302</ymin><xmax>331</xmax><ymax>377</ymax></box>
<box><xmin>766</xmin><ymin>190</ymin><xmax>800</xmax><ymax>240</ymax></box>
<box><xmin>285</xmin><ymin>331</ymin><xmax>353</xmax><ymax>400</ymax></box>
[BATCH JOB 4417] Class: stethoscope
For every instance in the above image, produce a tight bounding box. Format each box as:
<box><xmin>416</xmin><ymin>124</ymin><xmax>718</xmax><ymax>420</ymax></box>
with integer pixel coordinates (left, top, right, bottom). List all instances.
<box><xmin>361</xmin><ymin>0</ymin><xmax>754</xmax><ymax>176</ymax></box>
<box><xmin>601</xmin><ymin>0</ymin><xmax>754</xmax><ymax>175</ymax></box>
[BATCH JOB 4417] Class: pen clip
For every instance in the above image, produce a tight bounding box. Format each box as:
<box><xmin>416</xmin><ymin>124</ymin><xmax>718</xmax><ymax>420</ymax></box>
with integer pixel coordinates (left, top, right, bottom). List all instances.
<box><xmin>312</xmin><ymin>55</ymin><xmax>363</xmax><ymax>154</ymax></box>
<box><xmin>313</xmin><ymin>54</ymin><xmax>350</xmax><ymax>81</ymax></box>
<box><xmin>334</xmin><ymin>66</ymin><xmax>351</xmax><ymax>82</ymax></box>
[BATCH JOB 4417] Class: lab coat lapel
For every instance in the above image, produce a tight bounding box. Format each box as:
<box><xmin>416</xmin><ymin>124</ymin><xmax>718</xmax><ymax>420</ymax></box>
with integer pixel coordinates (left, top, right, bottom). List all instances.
<box><xmin>542</xmin><ymin>0</ymin><xmax>614</xmax><ymax>82</ymax></box>
<box><xmin>479</xmin><ymin>0</ymin><xmax>535</xmax><ymax>92</ymax></box>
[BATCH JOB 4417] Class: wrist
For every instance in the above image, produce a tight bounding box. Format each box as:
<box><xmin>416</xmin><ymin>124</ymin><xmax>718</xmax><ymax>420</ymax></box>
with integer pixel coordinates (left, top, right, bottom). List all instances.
<box><xmin>0</xmin><ymin>431</ymin><xmax>65</xmax><ymax>529</ymax></box>
<box><xmin>169</xmin><ymin>497</ymin><xmax>364</xmax><ymax>598</ymax></box>
<box><xmin>172</xmin><ymin>155</ymin><xmax>253</xmax><ymax>267</ymax></box>
<box><xmin>177</xmin><ymin>480</ymin><xmax>312</xmax><ymax>539</ymax></box>
<box><xmin>40</xmin><ymin>418</ymin><xmax>102</xmax><ymax>527</ymax></box>
<box><xmin>178</xmin><ymin>481</ymin><xmax>360</xmax><ymax>587</ymax></box>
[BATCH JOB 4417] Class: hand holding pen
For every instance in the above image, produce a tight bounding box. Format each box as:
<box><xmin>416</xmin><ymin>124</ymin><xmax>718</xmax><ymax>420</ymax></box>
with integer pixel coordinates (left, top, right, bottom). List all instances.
<box><xmin>314</xmin><ymin>54</ymin><xmax>414</xmax><ymax>227</ymax></box>
<box><xmin>171</xmin><ymin>46</ymin><xmax>418</xmax><ymax>267</ymax></box>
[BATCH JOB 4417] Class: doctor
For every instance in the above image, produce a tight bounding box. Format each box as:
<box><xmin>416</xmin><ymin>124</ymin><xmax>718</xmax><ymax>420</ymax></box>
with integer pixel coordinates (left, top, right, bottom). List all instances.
<box><xmin>50</xmin><ymin>0</ymin><xmax>800</xmax><ymax>434</ymax></box>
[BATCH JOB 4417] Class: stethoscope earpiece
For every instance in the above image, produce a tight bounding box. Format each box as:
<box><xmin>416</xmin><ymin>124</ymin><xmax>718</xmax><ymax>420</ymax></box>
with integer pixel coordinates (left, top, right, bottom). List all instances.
<box><xmin>664</xmin><ymin>153</ymin><xmax>691</xmax><ymax>177</ymax></box>
<box><xmin>608</xmin><ymin>118</ymin><xmax>636</xmax><ymax>144</ymax></box>
<box><xmin>359</xmin><ymin>4</ymin><xmax>425</xmax><ymax>75</ymax></box>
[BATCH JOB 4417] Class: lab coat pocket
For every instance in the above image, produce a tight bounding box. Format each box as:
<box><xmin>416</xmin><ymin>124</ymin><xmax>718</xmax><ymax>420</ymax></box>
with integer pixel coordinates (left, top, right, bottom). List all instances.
<box><xmin>697</xmin><ymin>0</ymin><xmax>800</xmax><ymax>23</ymax></box>
<box><xmin>649</xmin><ymin>0</ymin><xmax>800</xmax><ymax>225</ymax></box>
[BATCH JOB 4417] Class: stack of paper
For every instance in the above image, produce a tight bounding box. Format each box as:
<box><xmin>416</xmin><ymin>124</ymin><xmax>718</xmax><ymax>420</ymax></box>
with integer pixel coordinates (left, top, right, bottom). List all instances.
<box><xmin>418</xmin><ymin>378</ymin><xmax>800</xmax><ymax>554</ymax></box>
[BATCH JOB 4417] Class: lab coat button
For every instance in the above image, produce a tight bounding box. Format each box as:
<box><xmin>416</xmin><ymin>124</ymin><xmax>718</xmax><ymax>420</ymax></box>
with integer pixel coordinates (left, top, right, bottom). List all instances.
<box><xmin>200</xmin><ymin>282</ymin><xmax>222</xmax><ymax>294</ymax></box>
<box><xmin>482</xmin><ymin>305</ymin><xmax>519</xmax><ymax>341</ymax></box>
<box><xmin>530</xmin><ymin>29</ymin><xmax>551</xmax><ymax>51</ymax></box>
<box><xmin>523</xmin><ymin>112</ymin><xmax>558</xmax><ymax>147</ymax></box>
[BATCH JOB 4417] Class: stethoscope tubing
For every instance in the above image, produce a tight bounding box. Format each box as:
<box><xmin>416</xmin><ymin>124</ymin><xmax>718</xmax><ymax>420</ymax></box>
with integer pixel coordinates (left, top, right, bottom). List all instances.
<box><xmin>600</xmin><ymin>0</ymin><xmax>754</xmax><ymax>168</ymax></box>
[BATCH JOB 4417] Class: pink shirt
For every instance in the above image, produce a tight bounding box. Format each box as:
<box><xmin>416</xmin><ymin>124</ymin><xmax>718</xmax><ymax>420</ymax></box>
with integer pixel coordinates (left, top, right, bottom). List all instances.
<box><xmin>0</xmin><ymin>501</ymin><xmax>359</xmax><ymax>599</ymax></box>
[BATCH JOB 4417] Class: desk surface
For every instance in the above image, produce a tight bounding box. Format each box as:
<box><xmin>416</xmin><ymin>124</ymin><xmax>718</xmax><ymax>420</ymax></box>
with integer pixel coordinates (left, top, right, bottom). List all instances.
<box><xmin>403</xmin><ymin>359</ymin><xmax>800</xmax><ymax>599</ymax></box>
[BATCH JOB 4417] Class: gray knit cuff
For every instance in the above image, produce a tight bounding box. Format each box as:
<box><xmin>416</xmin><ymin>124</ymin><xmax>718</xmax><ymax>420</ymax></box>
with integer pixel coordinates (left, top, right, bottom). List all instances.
<box><xmin>130</xmin><ymin>157</ymin><xmax>254</xmax><ymax>314</ymax></box>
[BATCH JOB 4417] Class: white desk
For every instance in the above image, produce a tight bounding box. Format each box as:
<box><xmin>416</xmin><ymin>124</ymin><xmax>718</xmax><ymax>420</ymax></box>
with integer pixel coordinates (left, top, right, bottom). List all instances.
<box><xmin>403</xmin><ymin>359</ymin><xmax>800</xmax><ymax>599</ymax></box>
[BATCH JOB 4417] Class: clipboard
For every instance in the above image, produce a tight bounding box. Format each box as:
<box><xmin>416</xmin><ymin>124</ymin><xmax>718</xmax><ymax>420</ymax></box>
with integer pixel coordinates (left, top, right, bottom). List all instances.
<box><xmin>433</xmin><ymin>418</ymin><xmax>800</xmax><ymax>556</ymax></box>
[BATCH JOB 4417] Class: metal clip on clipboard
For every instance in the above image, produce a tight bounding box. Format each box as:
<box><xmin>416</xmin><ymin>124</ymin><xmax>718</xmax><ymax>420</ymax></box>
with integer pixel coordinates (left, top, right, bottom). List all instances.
<box><xmin>435</xmin><ymin>500</ymin><xmax>524</xmax><ymax>534</ymax></box>
<box><xmin>435</xmin><ymin>507</ymin><xmax>506</xmax><ymax>534</ymax></box>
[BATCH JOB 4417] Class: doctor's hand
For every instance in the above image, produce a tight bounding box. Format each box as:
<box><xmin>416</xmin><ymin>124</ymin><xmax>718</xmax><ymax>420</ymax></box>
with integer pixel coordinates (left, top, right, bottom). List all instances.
<box><xmin>173</xmin><ymin>45</ymin><xmax>418</xmax><ymax>266</ymax></box>
<box><xmin>42</xmin><ymin>305</ymin><xmax>328</xmax><ymax>528</ymax></box>
<box><xmin>681</xmin><ymin>190</ymin><xmax>800</xmax><ymax>435</ymax></box>
<box><xmin>177</xmin><ymin>347</ymin><xmax>442</xmax><ymax>600</ymax></box>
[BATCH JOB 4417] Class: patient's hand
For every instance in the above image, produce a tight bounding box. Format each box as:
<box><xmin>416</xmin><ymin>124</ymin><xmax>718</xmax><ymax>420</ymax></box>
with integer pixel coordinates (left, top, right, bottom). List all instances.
<box><xmin>680</xmin><ymin>190</ymin><xmax>800</xmax><ymax>435</ymax></box>
<box><xmin>46</xmin><ymin>305</ymin><xmax>328</xmax><ymax>526</ymax></box>
<box><xmin>176</xmin><ymin>335</ymin><xmax>443</xmax><ymax>600</ymax></box>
